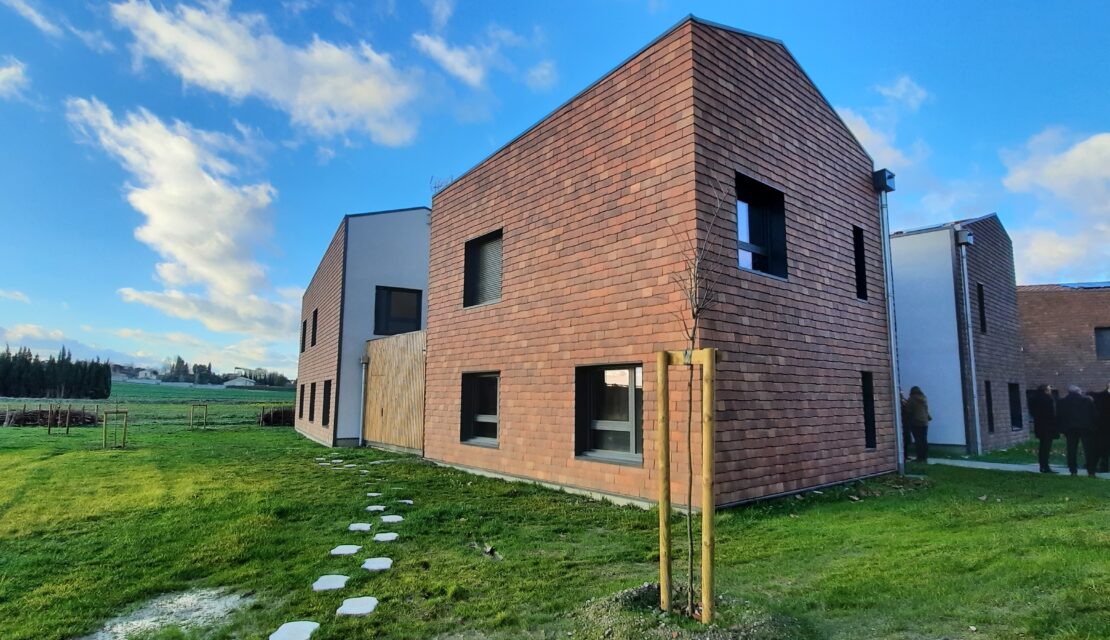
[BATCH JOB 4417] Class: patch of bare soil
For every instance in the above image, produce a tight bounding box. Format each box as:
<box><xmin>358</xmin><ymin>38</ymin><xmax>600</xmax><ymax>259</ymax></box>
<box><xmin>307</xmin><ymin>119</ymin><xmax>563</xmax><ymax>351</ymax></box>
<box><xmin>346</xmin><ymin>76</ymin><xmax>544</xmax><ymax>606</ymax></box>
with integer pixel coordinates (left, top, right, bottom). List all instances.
<box><xmin>76</xmin><ymin>588</ymin><xmax>253</xmax><ymax>640</ymax></box>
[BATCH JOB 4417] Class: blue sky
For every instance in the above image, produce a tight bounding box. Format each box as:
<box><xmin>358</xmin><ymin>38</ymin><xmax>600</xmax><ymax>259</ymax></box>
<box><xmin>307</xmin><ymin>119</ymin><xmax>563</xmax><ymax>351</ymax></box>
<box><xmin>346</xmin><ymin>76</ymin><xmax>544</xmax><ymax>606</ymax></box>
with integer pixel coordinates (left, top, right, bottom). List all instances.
<box><xmin>1</xmin><ymin>0</ymin><xmax>1108</xmax><ymax>375</ymax></box>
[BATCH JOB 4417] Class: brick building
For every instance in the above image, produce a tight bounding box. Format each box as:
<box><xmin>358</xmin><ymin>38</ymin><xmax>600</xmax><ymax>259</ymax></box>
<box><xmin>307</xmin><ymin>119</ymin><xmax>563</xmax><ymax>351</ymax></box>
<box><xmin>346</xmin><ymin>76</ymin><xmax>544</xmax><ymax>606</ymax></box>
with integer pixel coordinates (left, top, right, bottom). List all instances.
<box><xmin>1018</xmin><ymin>283</ymin><xmax>1110</xmax><ymax>392</ymax></box>
<box><xmin>423</xmin><ymin>16</ymin><xmax>899</xmax><ymax>508</ymax></box>
<box><xmin>296</xmin><ymin>208</ymin><xmax>430</xmax><ymax>446</ymax></box>
<box><xmin>890</xmin><ymin>213</ymin><xmax>1026</xmax><ymax>454</ymax></box>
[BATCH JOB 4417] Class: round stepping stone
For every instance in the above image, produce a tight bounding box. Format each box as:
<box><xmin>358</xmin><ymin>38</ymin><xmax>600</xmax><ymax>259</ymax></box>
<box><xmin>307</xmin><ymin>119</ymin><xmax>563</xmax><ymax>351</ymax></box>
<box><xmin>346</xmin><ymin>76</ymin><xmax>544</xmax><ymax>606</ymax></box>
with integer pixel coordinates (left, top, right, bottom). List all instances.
<box><xmin>348</xmin><ymin>522</ymin><xmax>372</xmax><ymax>532</ymax></box>
<box><xmin>366</xmin><ymin>492</ymin><xmax>381</xmax><ymax>497</ymax></box>
<box><xmin>312</xmin><ymin>574</ymin><xmax>349</xmax><ymax>591</ymax></box>
<box><xmin>380</xmin><ymin>515</ymin><xmax>403</xmax><ymax>524</ymax></box>
<box><xmin>373</xmin><ymin>532</ymin><xmax>398</xmax><ymax>542</ymax></box>
<box><xmin>270</xmin><ymin>621</ymin><xmax>319</xmax><ymax>640</ymax></box>
<box><xmin>361</xmin><ymin>557</ymin><xmax>393</xmax><ymax>572</ymax></box>
<box><xmin>337</xmin><ymin>596</ymin><xmax>379</xmax><ymax>616</ymax></box>
<box><xmin>330</xmin><ymin>544</ymin><xmax>362</xmax><ymax>556</ymax></box>
<box><xmin>365</xmin><ymin>505</ymin><xmax>386</xmax><ymax>512</ymax></box>
<box><xmin>397</xmin><ymin>499</ymin><xmax>413</xmax><ymax>505</ymax></box>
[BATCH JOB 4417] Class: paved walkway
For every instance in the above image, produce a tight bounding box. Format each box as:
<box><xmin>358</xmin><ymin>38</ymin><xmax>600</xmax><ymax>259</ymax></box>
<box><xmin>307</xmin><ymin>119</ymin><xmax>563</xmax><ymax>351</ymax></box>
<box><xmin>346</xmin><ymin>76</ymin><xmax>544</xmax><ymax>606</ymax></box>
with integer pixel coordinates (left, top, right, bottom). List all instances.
<box><xmin>929</xmin><ymin>457</ymin><xmax>1108</xmax><ymax>479</ymax></box>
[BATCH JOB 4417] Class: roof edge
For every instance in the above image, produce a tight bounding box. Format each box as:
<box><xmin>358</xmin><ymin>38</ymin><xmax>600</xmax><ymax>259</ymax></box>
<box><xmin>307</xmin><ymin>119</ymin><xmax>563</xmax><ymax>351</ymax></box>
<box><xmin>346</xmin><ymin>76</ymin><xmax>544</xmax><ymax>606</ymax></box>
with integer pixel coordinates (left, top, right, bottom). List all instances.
<box><xmin>345</xmin><ymin>206</ymin><xmax>430</xmax><ymax>219</ymax></box>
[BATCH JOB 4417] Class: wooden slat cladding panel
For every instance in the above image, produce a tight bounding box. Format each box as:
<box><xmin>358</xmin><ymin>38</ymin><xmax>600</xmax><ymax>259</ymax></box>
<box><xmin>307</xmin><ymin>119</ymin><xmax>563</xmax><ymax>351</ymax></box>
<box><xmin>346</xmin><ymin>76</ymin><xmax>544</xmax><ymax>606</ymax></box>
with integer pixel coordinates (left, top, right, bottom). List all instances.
<box><xmin>363</xmin><ymin>331</ymin><xmax>425</xmax><ymax>453</ymax></box>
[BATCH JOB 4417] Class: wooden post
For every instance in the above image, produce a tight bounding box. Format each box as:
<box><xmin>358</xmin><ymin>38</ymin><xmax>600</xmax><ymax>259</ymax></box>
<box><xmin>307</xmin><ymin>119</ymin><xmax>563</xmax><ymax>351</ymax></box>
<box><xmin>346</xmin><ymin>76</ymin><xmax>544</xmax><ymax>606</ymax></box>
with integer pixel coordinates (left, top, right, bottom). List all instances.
<box><xmin>65</xmin><ymin>404</ymin><xmax>71</xmax><ymax>435</ymax></box>
<box><xmin>656</xmin><ymin>350</ymin><xmax>671</xmax><ymax>612</ymax></box>
<box><xmin>102</xmin><ymin>412</ymin><xmax>108</xmax><ymax>449</ymax></box>
<box><xmin>47</xmin><ymin>404</ymin><xmax>53</xmax><ymax>435</ymax></box>
<box><xmin>121</xmin><ymin>412</ymin><xmax>128</xmax><ymax>448</ymax></box>
<box><xmin>700</xmin><ymin>348</ymin><xmax>717</xmax><ymax>624</ymax></box>
<box><xmin>189</xmin><ymin>405</ymin><xmax>194</xmax><ymax>430</ymax></box>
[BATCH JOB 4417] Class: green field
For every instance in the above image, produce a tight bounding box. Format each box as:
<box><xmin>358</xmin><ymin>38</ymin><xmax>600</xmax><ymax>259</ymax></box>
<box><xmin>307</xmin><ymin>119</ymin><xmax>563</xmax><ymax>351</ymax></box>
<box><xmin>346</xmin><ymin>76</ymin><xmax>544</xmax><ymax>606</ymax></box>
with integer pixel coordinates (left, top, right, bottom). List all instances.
<box><xmin>1</xmin><ymin>386</ymin><xmax>1108</xmax><ymax>639</ymax></box>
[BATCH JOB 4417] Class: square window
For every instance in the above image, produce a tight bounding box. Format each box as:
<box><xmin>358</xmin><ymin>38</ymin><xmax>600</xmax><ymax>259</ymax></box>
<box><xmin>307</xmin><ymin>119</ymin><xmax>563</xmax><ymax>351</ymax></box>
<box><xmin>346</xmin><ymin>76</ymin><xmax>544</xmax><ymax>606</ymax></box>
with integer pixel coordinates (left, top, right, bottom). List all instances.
<box><xmin>576</xmin><ymin>364</ymin><xmax>643</xmax><ymax>461</ymax></box>
<box><xmin>461</xmin><ymin>372</ymin><xmax>499</xmax><ymax>444</ymax></box>
<box><xmin>374</xmin><ymin>286</ymin><xmax>422</xmax><ymax>335</ymax></box>
<box><xmin>736</xmin><ymin>175</ymin><xmax>787</xmax><ymax>278</ymax></box>
<box><xmin>1096</xmin><ymin>328</ymin><xmax>1110</xmax><ymax>360</ymax></box>
<box><xmin>464</xmin><ymin>230</ymin><xmax>503</xmax><ymax>307</ymax></box>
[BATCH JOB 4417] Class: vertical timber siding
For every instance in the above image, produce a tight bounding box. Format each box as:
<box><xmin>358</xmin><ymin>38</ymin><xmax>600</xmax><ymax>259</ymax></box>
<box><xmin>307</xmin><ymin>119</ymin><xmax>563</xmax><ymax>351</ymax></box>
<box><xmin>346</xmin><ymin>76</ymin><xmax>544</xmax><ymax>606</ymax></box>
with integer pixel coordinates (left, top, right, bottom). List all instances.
<box><xmin>363</xmin><ymin>331</ymin><xmax>426</xmax><ymax>453</ymax></box>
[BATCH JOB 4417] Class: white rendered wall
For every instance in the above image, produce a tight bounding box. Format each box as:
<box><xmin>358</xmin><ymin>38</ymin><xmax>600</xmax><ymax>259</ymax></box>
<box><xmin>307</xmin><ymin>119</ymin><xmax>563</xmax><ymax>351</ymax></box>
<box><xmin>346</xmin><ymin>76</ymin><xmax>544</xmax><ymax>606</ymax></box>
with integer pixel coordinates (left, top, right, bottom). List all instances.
<box><xmin>891</xmin><ymin>229</ymin><xmax>967</xmax><ymax>445</ymax></box>
<box><xmin>337</xmin><ymin>209</ymin><xmax>430</xmax><ymax>442</ymax></box>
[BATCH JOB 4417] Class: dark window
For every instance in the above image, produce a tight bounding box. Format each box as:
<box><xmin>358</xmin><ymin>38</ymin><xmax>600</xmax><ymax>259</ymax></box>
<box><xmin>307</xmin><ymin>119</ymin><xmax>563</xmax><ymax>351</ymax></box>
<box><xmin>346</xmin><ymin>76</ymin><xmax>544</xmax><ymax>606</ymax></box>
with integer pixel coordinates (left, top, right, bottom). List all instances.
<box><xmin>461</xmin><ymin>372</ymin><xmax>499</xmax><ymax>444</ymax></box>
<box><xmin>736</xmin><ymin>174</ymin><xmax>787</xmax><ymax>278</ymax></box>
<box><xmin>1096</xmin><ymin>328</ymin><xmax>1110</xmax><ymax>360</ymax></box>
<box><xmin>299</xmin><ymin>384</ymin><xmax>305</xmax><ymax>419</ymax></box>
<box><xmin>984</xmin><ymin>380</ymin><xmax>994</xmax><ymax>433</ymax></box>
<box><xmin>463</xmin><ymin>230</ymin><xmax>503</xmax><ymax>307</ymax></box>
<box><xmin>575</xmin><ymin>364</ymin><xmax>643</xmax><ymax>461</ymax></box>
<box><xmin>311</xmin><ymin>308</ymin><xmax>318</xmax><ymax>346</ymax></box>
<box><xmin>853</xmin><ymin>226</ymin><xmax>868</xmax><ymax>300</ymax></box>
<box><xmin>862</xmin><ymin>372</ymin><xmax>876</xmax><ymax>449</ymax></box>
<box><xmin>374</xmin><ymin>286</ymin><xmax>422</xmax><ymax>335</ymax></box>
<box><xmin>300</xmin><ymin>320</ymin><xmax>307</xmax><ymax>353</ymax></box>
<box><xmin>977</xmin><ymin>283</ymin><xmax>987</xmax><ymax>333</ymax></box>
<box><xmin>322</xmin><ymin>380</ymin><xmax>332</xmax><ymax>427</ymax></box>
<box><xmin>1008</xmin><ymin>383</ymin><xmax>1023</xmax><ymax>430</ymax></box>
<box><xmin>309</xmin><ymin>382</ymin><xmax>317</xmax><ymax>422</ymax></box>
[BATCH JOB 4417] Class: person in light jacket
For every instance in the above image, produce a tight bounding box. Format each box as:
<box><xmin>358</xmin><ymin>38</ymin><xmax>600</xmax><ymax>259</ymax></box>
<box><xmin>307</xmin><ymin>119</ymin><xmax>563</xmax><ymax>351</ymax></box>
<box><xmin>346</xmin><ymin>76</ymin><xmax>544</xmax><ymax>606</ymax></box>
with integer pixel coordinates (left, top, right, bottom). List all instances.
<box><xmin>904</xmin><ymin>386</ymin><xmax>931</xmax><ymax>462</ymax></box>
<box><xmin>1028</xmin><ymin>384</ymin><xmax>1058</xmax><ymax>473</ymax></box>
<box><xmin>1057</xmin><ymin>385</ymin><xmax>1097</xmax><ymax>477</ymax></box>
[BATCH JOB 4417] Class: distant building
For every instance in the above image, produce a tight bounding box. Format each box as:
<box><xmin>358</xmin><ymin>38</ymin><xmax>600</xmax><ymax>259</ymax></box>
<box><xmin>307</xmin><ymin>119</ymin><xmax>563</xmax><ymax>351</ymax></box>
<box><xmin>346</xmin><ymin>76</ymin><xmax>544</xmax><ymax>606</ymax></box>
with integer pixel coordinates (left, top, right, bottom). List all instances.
<box><xmin>136</xmin><ymin>368</ymin><xmax>157</xmax><ymax>380</ymax></box>
<box><xmin>1018</xmin><ymin>282</ymin><xmax>1110</xmax><ymax>392</ymax></box>
<box><xmin>890</xmin><ymin>213</ymin><xmax>1026</xmax><ymax>454</ymax></box>
<box><xmin>224</xmin><ymin>376</ymin><xmax>257</xmax><ymax>387</ymax></box>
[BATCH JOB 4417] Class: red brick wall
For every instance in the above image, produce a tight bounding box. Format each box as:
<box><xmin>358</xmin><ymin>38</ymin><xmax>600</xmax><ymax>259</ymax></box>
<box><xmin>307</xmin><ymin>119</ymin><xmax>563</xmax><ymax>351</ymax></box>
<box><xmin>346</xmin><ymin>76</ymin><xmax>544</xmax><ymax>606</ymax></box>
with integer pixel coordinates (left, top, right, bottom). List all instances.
<box><xmin>689</xmin><ymin>22</ymin><xmax>897</xmax><ymax>505</ymax></box>
<box><xmin>295</xmin><ymin>220</ymin><xmax>346</xmax><ymax>446</ymax></box>
<box><xmin>1018</xmin><ymin>286</ymin><xmax>1110</xmax><ymax>392</ymax></box>
<box><xmin>954</xmin><ymin>216</ymin><xmax>1026</xmax><ymax>450</ymax></box>
<box><xmin>424</xmin><ymin>23</ymin><xmax>704</xmax><ymax>504</ymax></box>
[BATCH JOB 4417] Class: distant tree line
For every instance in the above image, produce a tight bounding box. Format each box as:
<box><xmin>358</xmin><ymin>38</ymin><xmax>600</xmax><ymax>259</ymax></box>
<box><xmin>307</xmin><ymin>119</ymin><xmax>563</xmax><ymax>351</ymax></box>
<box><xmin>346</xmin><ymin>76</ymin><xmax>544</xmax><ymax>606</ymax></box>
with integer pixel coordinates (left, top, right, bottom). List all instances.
<box><xmin>0</xmin><ymin>346</ymin><xmax>112</xmax><ymax>399</ymax></box>
<box><xmin>158</xmin><ymin>356</ymin><xmax>292</xmax><ymax>387</ymax></box>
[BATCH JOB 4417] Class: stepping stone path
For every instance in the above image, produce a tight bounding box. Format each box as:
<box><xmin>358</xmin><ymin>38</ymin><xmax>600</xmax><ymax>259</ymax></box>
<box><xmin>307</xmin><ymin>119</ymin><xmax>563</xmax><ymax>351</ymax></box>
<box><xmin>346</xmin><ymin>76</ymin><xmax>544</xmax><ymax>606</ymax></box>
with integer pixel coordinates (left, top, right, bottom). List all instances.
<box><xmin>360</xmin><ymin>470</ymin><xmax>369</xmax><ymax>474</ymax></box>
<box><xmin>270</xmin><ymin>621</ymin><xmax>319</xmax><ymax>640</ymax></box>
<box><xmin>361</xmin><ymin>557</ymin><xmax>393</xmax><ymax>572</ymax></box>
<box><xmin>344</xmin><ymin>464</ymin><xmax>357</xmax><ymax>468</ymax></box>
<box><xmin>331</xmin><ymin>459</ymin><xmax>343</xmax><ymax>463</ymax></box>
<box><xmin>330</xmin><ymin>545</ymin><xmax>361</xmax><ymax>556</ymax></box>
<box><xmin>397</xmin><ymin>499</ymin><xmax>413</xmax><ymax>505</ymax></box>
<box><xmin>366</xmin><ymin>505</ymin><xmax>386</xmax><ymax>512</ymax></box>
<box><xmin>348</xmin><ymin>522</ymin><xmax>372</xmax><ymax>532</ymax></box>
<box><xmin>381</xmin><ymin>515</ymin><xmax>403</xmax><ymax>524</ymax></box>
<box><xmin>373</xmin><ymin>532</ymin><xmax>398</xmax><ymax>542</ymax></box>
<box><xmin>366</xmin><ymin>492</ymin><xmax>381</xmax><ymax>497</ymax></box>
<box><xmin>337</xmin><ymin>596</ymin><xmax>379</xmax><ymax>616</ymax></box>
<box><xmin>312</xmin><ymin>575</ymin><xmax>349</xmax><ymax>591</ymax></box>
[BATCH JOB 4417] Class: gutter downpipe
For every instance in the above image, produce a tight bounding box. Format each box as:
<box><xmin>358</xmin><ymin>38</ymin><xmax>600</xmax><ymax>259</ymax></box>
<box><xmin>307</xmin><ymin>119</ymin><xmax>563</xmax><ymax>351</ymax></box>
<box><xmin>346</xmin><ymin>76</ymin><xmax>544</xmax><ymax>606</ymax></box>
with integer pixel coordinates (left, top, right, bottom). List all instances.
<box><xmin>358</xmin><ymin>352</ymin><xmax>369</xmax><ymax>447</ymax></box>
<box><xmin>956</xmin><ymin>226</ymin><xmax>983</xmax><ymax>456</ymax></box>
<box><xmin>876</xmin><ymin>180</ymin><xmax>905</xmax><ymax>475</ymax></box>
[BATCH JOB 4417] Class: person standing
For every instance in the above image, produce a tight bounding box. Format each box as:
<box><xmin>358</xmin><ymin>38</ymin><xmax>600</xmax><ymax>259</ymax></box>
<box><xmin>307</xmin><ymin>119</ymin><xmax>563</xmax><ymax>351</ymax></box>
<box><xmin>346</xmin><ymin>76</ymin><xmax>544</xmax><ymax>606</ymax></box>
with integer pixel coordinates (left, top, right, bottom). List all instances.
<box><xmin>900</xmin><ymin>392</ymin><xmax>913</xmax><ymax>461</ymax></box>
<box><xmin>1057</xmin><ymin>385</ymin><xmax>1097</xmax><ymax>477</ymax></box>
<box><xmin>904</xmin><ymin>386</ymin><xmax>931</xmax><ymax>462</ymax></box>
<box><xmin>1029</xmin><ymin>384</ymin><xmax>1058</xmax><ymax>473</ymax></box>
<box><xmin>1092</xmin><ymin>382</ymin><xmax>1110</xmax><ymax>473</ymax></box>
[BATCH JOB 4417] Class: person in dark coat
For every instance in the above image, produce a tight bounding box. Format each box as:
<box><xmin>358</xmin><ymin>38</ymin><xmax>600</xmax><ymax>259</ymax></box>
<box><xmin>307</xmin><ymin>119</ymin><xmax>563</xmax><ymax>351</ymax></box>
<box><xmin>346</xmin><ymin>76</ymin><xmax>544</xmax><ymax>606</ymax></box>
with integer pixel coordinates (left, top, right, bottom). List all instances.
<box><xmin>1028</xmin><ymin>384</ymin><xmax>1058</xmax><ymax>473</ymax></box>
<box><xmin>1092</xmin><ymin>382</ymin><xmax>1110</xmax><ymax>473</ymax></box>
<box><xmin>900</xmin><ymin>392</ymin><xmax>913</xmax><ymax>461</ymax></box>
<box><xmin>904</xmin><ymin>386</ymin><xmax>931</xmax><ymax>462</ymax></box>
<box><xmin>1057</xmin><ymin>385</ymin><xmax>1097</xmax><ymax>477</ymax></box>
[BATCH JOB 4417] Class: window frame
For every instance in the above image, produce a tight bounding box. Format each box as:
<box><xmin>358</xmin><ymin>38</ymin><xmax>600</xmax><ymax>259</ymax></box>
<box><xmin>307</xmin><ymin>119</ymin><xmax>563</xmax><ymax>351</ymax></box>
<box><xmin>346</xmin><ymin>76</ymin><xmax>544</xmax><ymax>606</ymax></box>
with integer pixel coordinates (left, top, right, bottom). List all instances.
<box><xmin>322</xmin><ymin>380</ymin><xmax>332</xmax><ymax>427</ymax></box>
<box><xmin>575</xmin><ymin>363</ymin><xmax>643</xmax><ymax>465</ymax></box>
<box><xmin>460</xmin><ymin>372</ymin><xmax>499</xmax><ymax>447</ymax></box>
<box><xmin>984</xmin><ymin>380</ymin><xmax>994</xmax><ymax>433</ymax></box>
<box><xmin>311</xmin><ymin>308</ymin><xmax>318</xmax><ymax>346</ymax></box>
<box><xmin>853</xmin><ymin>225</ymin><xmax>868</xmax><ymax>300</ymax></box>
<box><xmin>299</xmin><ymin>384</ymin><xmax>305</xmax><ymax>419</ymax></box>
<box><xmin>1096</xmin><ymin>327</ymin><xmax>1110</xmax><ymax>360</ymax></box>
<box><xmin>735</xmin><ymin>174</ymin><xmax>788</xmax><ymax>279</ymax></box>
<box><xmin>309</xmin><ymin>381</ymin><xmax>317</xmax><ymax>423</ymax></box>
<box><xmin>977</xmin><ymin>283</ymin><xmax>987</xmax><ymax>333</ymax></box>
<box><xmin>374</xmin><ymin>286</ymin><xmax>423</xmax><ymax>336</ymax></box>
<box><xmin>300</xmin><ymin>320</ymin><xmax>307</xmax><ymax>353</ymax></box>
<box><xmin>861</xmin><ymin>371</ymin><xmax>876</xmax><ymax>449</ymax></box>
<box><xmin>463</xmin><ymin>229</ymin><xmax>504</xmax><ymax>308</ymax></box>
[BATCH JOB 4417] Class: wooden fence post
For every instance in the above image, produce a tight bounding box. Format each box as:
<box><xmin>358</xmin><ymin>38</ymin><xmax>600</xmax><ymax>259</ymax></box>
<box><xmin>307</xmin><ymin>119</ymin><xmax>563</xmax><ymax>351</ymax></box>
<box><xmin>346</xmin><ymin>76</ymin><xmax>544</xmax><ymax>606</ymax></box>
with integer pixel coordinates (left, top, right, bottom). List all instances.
<box><xmin>656</xmin><ymin>350</ymin><xmax>671</xmax><ymax>612</ymax></box>
<box><xmin>700</xmin><ymin>348</ymin><xmax>717</xmax><ymax>624</ymax></box>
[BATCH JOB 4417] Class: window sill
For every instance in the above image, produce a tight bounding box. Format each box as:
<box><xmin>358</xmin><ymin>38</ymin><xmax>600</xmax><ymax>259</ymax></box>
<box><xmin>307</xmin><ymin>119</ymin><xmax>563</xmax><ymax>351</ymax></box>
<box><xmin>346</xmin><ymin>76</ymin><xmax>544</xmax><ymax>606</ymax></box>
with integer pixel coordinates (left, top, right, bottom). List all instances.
<box><xmin>736</xmin><ymin>266</ymin><xmax>789</xmax><ymax>283</ymax></box>
<box><xmin>462</xmin><ymin>298</ymin><xmax>502</xmax><ymax>310</ymax></box>
<box><xmin>576</xmin><ymin>451</ymin><xmax>643</xmax><ymax>467</ymax></box>
<box><xmin>461</xmin><ymin>436</ymin><xmax>499</xmax><ymax>449</ymax></box>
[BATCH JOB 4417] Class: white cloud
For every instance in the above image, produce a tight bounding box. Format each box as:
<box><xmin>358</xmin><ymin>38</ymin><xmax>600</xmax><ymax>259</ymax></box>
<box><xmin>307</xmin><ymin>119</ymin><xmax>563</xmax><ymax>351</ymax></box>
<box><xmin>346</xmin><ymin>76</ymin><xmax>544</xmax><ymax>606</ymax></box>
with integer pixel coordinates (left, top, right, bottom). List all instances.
<box><xmin>68</xmin><ymin>26</ymin><xmax>115</xmax><ymax>53</ymax></box>
<box><xmin>65</xmin><ymin>97</ymin><xmax>299</xmax><ymax>342</ymax></box>
<box><xmin>3</xmin><ymin>324</ymin><xmax>63</xmax><ymax>342</ymax></box>
<box><xmin>0</xmin><ymin>289</ymin><xmax>30</xmax><ymax>303</ymax></box>
<box><xmin>525</xmin><ymin>59</ymin><xmax>557</xmax><ymax>92</ymax></box>
<box><xmin>0</xmin><ymin>324</ymin><xmax>160</xmax><ymax>366</ymax></box>
<box><xmin>412</xmin><ymin>33</ymin><xmax>486</xmax><ymax>87</ymax></box>
<box><xmin>0</xmin><ymin>55</ymin><xmax>29</xmax><ymax>99</ymax></box>
<box><xmin>423</xmin><ymin>0</ymin><xmax>453</xmax><ymax>31</ymax></box>
<box><xmin>837</xmin><ymin>107</ymin><xmax>909</xmax><ymax>170</ymax></box>
<box><xmin>1003</xmin><ymin>128</ymin><xmax>1110</xmax><ymax>283</ymax></box>
<box><xmin>1</xmin><ymin>0</ymin><xmax>63</xmax><ymax>38</ymax></box>
<box><xmin>875</xmin><ymin>75</ymin><xmax>929</xmax><ymax>112</ymax></box>
<box><xmin>110</xmin><ymin>0</ymin><xmax>419</xmax><ymax>145</ymax></box>
<box><xmin>110</xmin><ymin>327</ymin><xmax>207</xmax><ymax>348</ymax></box>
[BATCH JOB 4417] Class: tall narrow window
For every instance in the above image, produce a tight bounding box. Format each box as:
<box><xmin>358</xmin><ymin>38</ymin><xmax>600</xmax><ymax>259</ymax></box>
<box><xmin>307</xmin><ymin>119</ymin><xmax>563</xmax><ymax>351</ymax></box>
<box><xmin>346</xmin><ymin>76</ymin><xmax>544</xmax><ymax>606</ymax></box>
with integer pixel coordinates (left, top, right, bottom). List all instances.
<box><xmin>463</xmin><ymin>230</ymin><xmax>503</xmax><ymax>307</ymax></box>
<box><xmin>1096</xmin><ymin>328</ymin><xmax>1110</xmax><ymax>360</ymax></box>
<box><xmin>977</xmin><ymin>283</ymin><xmax>987</xmax><ymax>333</ymax></box>
<box><xmin>299</xmin><ymin>384</ymin><xmax>305</xmax><ymax>419</ymax></box>
<box><xmin>736</xmin><ymin>174</ymin><xmax>787</xmax><ymax>278</ymax></box>
<box><xmin>311</xmin><ymin>308</ymin><xmax>319</xmax><ymax>346</ymax></box>
<box><xmin>322</xmin><ymin>380</ymin><xmax>332</xmax><ymax>427</ymax></box>
<box><xmin>984</xmin><ymin>380</ymin><xmax>994</xmax><ymax>433</ymax></box>
<box><xmin>309</xmin><ymin>382</ymin><xmax>317</xmax><ymax>422</ymax></box>
<box><xmin>375</xmin><ymin>286</ymin><xmax>422</xmax><ymax>335</ymax></box>
<box><xmin>861</xmin><ymin>372</ymin><xmax>876</xmax><ymax>449</ymax></box>
<box><xmin>853</xmin><ymin>226</ymin><xmax>868</xmax><ymax>300</ymax></box>
<box><xmin>300</xmin><ymin>320</ymin><xmax>307</xmax><ymax>353</ymax></box>
<box><xmin>1008</xmin><ymin>383</ymin><xmax>1023</xmax><ymax>430</ymax></box>
<box><xmin>576</xmin><ymin>364</ymin><xmax>643</xmax><ymax>461</ymax></box>
<box><xmin>461</xmin><ymin>372</ymin><xmax>499</xmax><ymax>444</ymax></box>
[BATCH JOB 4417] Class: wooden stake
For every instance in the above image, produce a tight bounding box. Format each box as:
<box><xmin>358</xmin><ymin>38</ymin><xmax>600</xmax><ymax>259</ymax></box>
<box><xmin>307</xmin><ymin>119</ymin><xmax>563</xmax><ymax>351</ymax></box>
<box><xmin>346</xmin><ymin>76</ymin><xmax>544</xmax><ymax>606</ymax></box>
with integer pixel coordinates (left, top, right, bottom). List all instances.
<box><xmin>700</xmin><ymin>348</ymin><xmax>716</xmax><ymax>624</ymax></box>
<box><xmin>656</xmin><ymin>350</ymin><xmax>671</xmax><ymax>612</ymax></box>
<box><xmin>65</xmin><ymin>404</ymin><xmax>71</xmax><ymax>435</ymax></box>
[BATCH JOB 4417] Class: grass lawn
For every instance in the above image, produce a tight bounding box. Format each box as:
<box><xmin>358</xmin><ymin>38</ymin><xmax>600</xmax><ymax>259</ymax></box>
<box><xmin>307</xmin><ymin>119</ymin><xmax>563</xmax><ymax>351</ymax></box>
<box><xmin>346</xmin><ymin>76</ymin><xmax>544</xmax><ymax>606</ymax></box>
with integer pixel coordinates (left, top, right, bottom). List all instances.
<box><xmin>1</xmin><ymin>419</ymin><xmax>1108</xmax><ymax>639</ymax></box>
<box><xmin>931</xmin><ymin>437</ymin><xmax>1079</xmax><ymax>467</ymax></box>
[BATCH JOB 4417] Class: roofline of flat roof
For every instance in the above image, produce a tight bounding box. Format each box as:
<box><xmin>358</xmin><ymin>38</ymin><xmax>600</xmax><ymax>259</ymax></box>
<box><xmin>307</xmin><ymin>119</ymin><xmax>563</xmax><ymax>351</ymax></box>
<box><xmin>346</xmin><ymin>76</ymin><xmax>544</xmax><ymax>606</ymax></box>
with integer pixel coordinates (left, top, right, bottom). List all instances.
<box><xmin>345</xmin><ymin>206</ymin><xmax>430</xmax><ymax>219</ymax></box>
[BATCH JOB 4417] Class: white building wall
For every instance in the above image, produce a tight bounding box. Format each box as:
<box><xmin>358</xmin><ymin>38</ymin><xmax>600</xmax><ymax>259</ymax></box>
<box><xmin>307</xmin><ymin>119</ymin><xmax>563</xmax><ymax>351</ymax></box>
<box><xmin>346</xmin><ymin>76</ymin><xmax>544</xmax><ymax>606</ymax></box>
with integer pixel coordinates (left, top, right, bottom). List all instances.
<box><xmin>336</xmin><ymin>208</ymin><xmax>430</xmax><ymax>443</ymax></box>
<box><xmin>891</xmin><ymin>229</ymin><xmax>967</xmax><ymax>445</ymax></box>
